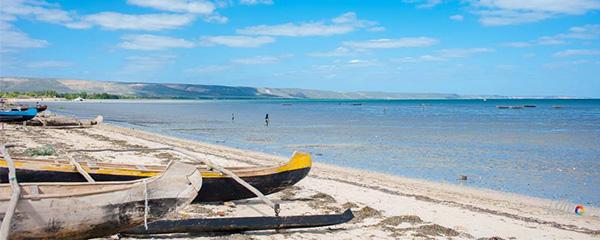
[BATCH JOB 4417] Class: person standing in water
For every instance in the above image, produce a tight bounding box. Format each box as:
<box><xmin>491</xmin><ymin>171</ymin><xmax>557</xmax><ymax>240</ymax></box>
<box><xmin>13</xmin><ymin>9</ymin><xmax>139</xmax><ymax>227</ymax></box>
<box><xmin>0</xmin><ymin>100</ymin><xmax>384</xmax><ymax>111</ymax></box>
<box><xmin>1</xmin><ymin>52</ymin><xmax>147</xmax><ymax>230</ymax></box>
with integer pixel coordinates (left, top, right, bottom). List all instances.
<box><xmin>232</xmin><ymin>113</ymin><xmax>235</xmax><ymax>122</ymax></box>
<box><xmin>265</xmin><ymin>113</ymin><xmax>270</xmax><ymax>128</ymax></box>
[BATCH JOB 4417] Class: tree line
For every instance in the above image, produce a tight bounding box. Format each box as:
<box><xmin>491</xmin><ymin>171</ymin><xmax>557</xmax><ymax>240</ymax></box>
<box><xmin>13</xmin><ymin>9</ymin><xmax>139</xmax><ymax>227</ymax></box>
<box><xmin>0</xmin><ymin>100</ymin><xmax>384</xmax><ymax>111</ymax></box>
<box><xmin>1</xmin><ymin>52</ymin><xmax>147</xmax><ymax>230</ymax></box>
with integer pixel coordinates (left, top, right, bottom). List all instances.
<box><xmin>0</xmin><ymin>91</ymin><xmax>146</xmax><ymax>100</ymax></box>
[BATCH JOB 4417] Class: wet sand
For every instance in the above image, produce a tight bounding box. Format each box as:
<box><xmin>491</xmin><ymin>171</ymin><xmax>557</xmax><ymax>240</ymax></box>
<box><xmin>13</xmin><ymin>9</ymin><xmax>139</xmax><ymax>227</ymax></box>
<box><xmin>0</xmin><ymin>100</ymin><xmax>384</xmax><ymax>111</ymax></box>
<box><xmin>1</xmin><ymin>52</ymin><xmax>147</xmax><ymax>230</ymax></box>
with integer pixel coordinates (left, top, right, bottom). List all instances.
<box><xmin>1</xmin><ymin>122</ymin><xmax>599</xmax><ymax>239</ymax></box>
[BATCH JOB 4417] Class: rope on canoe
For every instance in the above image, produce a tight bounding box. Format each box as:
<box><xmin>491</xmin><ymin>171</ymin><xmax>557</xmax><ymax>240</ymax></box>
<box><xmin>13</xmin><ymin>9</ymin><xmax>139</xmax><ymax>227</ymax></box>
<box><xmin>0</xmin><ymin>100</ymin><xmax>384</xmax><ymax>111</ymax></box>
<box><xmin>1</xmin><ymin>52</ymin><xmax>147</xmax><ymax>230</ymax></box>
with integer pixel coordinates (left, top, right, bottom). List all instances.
<box><xmin>143</xmin><ymin>180</ymin><xmax>149</xmax><ymax>230</ymax></box>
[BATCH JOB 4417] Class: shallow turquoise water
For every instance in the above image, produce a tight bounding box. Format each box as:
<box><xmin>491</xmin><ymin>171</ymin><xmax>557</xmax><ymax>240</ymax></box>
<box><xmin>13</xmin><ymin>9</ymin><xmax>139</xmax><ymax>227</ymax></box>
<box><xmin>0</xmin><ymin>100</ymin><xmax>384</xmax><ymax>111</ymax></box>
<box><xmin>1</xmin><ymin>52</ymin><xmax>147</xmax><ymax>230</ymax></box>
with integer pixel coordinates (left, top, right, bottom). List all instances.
<box><xmin>42</xmin><ymin>99</ymin><xmax>600</xmax><ymax>207</ymax></box>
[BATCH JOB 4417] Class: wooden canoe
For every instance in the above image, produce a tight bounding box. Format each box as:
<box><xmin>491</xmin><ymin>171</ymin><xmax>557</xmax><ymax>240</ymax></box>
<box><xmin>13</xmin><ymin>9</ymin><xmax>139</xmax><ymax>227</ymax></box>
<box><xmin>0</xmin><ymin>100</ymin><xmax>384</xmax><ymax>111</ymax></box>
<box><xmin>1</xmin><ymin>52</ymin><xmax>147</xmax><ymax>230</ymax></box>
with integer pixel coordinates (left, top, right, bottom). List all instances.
<box><xmin>0</xmin><ymin>108</ymin><xmax>37</xmax><ymax>122</ymax></box>
<box><xmin>19</xmin><ymin>115</ymin><xmax>103</xmax><ymax>127</ymax></box>
<box><xmin>0</xmin><ymin>161</ymin><xmax>202</xmax><ymax>239</ymax></box>
<box><xmin>34</xmin><ymin>105</ymin><xmax>48</xmax><ymax>112</ymax></box>
<box><xmin>0</xmin><ymin>152</ymin><xmax>311</xmax><ymax>203</ymax></box>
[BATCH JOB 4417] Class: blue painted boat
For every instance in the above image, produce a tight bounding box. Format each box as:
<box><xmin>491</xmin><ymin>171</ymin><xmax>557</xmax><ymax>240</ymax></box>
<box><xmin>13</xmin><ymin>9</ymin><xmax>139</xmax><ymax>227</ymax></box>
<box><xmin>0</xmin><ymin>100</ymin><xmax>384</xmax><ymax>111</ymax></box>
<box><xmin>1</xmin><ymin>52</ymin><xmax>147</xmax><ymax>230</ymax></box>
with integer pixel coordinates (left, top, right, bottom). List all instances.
<box><xmin>0</xmin><ymin>108</ymin><xmax>38</xmax><ymax>122</ymax></box>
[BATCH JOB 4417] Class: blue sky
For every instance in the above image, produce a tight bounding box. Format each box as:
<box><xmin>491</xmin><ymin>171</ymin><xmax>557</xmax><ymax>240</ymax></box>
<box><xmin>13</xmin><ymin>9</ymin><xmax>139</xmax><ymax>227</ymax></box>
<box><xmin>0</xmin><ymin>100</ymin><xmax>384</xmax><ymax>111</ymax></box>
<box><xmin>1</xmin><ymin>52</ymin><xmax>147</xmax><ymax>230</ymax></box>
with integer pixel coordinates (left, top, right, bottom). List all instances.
<box><xmin>1</xmin><ymin>0</ymin><xmax>599</xmax><ymax>97</ymax></box>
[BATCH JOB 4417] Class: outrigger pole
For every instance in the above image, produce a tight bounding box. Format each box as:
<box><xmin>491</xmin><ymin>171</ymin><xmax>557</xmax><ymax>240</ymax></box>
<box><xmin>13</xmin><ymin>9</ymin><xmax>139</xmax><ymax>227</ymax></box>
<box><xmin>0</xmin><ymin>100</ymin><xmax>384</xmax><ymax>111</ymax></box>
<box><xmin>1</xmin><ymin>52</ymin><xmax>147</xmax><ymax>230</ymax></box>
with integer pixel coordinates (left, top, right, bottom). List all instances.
<box><xmin>0</xmin><ymin>144</ymin><xmax>19</xmax><ymax>240</ymax></box>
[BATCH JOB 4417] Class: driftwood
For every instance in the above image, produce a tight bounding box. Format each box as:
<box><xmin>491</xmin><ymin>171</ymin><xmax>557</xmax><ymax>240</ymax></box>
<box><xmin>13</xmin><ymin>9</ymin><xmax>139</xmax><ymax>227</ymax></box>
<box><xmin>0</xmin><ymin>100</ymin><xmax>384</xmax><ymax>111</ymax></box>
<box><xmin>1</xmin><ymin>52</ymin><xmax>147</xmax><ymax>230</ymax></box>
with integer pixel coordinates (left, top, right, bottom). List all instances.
<box><xmin>122</xmin><ymin>209</ymin><xmax>354</xmax><ymax>235</ymax></box>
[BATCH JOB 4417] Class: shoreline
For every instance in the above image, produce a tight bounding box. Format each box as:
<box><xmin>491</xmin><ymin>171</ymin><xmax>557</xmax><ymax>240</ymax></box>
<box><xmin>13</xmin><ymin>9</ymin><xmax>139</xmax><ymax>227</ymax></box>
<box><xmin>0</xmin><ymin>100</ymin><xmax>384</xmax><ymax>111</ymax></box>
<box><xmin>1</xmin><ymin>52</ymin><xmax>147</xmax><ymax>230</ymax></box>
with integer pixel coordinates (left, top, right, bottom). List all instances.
<box><xmin>1</xmin><ymin>121</ymin><xmax>599</xmax><ymax>239</ymax></box>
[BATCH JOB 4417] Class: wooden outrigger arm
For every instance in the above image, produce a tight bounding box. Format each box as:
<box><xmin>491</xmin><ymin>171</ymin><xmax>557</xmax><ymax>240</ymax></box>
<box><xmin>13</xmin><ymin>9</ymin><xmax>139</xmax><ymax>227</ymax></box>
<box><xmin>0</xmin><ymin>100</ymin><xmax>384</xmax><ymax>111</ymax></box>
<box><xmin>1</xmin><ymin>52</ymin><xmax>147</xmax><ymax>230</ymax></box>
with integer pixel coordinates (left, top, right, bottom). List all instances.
<box><xmin>171</xmin><ymin>147</ymin><xmax>281</xmax><ymax>216</ymax></box>
<box><xmin>0</xmin><ymin>144</ymin><xmax>20</xmax><ymax>240</ymax></box>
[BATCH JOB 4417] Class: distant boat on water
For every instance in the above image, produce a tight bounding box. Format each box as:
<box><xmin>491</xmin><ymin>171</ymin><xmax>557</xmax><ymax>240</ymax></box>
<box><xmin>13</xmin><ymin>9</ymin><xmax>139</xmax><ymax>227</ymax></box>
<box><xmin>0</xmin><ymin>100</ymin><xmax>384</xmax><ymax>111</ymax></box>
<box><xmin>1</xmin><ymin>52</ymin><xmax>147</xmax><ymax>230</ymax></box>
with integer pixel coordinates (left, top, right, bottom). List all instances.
<box><xmin>553</xmin><ymin>106</ymin><xmax>564</xmax><ymax>108</ymax></box>
<box><xmin>497</xmin><ymin>106</ymin><xmax>523</xmax><ymax>109</ymax></box>
<box><xmin>351</xmin><ymin>103</ymin><xmax>362</xmax><ymax>106</ymax></box>
<box><xmin>281</xmin><ymin>103</ymin><xmax>292</xmax><ymax>106</ymax></box>
<box><xmin>523</xmin><ymin>105</ymin><xmax>536</xmax><ymax>107</ymax></box>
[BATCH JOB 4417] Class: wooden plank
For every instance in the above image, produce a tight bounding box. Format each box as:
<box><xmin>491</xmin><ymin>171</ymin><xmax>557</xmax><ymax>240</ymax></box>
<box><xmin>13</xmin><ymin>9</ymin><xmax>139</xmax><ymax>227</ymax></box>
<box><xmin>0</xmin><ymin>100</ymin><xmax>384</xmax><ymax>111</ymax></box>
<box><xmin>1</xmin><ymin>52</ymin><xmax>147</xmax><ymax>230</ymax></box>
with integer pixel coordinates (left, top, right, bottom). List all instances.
<box><xmin>66</xmin><ymin>154</ymin><xmax>95</xmax><ymax>183</ymax></box>
<box><xmin>0</xmin><ymin>144</ymin><xmax>21</xmax><ymax>240</ymax></box>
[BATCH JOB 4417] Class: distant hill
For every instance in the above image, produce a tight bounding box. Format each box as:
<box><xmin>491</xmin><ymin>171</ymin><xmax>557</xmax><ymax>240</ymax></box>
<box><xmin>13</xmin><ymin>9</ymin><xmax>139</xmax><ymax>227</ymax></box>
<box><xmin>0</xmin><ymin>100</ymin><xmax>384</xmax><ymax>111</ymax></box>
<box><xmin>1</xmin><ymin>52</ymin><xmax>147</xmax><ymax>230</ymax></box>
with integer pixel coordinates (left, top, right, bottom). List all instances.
<box><xmin>0</xmin><ymin>77</ymin><xmax>574</xmax><ymax>99</ymax></box>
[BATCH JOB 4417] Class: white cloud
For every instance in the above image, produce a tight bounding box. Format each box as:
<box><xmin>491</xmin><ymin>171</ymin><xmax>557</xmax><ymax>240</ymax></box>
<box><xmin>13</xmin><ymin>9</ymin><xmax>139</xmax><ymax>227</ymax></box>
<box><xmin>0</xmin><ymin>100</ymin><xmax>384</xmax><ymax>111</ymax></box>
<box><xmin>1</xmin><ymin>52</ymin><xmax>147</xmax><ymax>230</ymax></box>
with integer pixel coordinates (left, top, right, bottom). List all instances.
<box><xmin>0</xmin><ymin>22</ymin><xmax>49</xmax><ymax>51</ymax></box>
<box><xmin>562</xmin><ymin>24</ymin><xmax>600</xmax><ymax>39</ymax></box>
<box><xmin>342</xmin><ymin>37</ymin><xmax>439</xmax><ymax>49</ymax></box>
<box><xmin>554</xmin><ymin>49</ymin><xmax>600</xmax><ymax>57</ymax></box>
<box><xmin>398</xmin><ymin>55</ymin><xmax>446</xmax><ymax>63</ymax></box>
<box><xmin>523</xmin><ymin>53</ymin><xmax>536</xmax><ymax>58</ymax></box>
<box><xmin>471</xmin><ymin>0</ymin><xmax>600</xmax><ymax>15</ymax></box>
<box><xmin>240</xmin><ymin>0</ymin><xmax>274</xmax><ymax>5</ymax></box>
<box><xmin>65</xmin><ymin>21</ymin><xmax>93</xmax><ymax>29</ymax></box>
<box><xmin>403</xmin><ymin>0</ymin><xmax>443</xmax><ymax>8</ymax></box>
<box><xmin>82</xmin><ymin>12</ymin><xmax>196</xmax><ymax>31</ymax></box>
<box><xmin>536</xmin><ymin>37</ymin><xmax>566</xmax><ymax>45</ymax></box>
<box><xmin>542</xmin><ymin>60</ymin><xmax>592</xmax><ymax>68</ymax></box>
<box><xmin>231</xmin><ymin>54</ymin><xmax>292</xmax><ymax>65</ymax></box>
<box><xmin>184</xmin><ymin>64</ymin><xmax>232</xmax><ymax>73</ymax></box>
<box><xmin>127</xmin><ymin>0</ymin><xmax>216</xmax><ymax>14</ymax></box>
<box><xmin>367</xmin><ymin>26</ymin><xmax>386</xmax><ymax>32</ymax></box>
<box><xmin>203</xmin><ymin>14</ymin><xmax>229</xmax><ymax>24</ymax></box>
<box><xmin>306</xmin><ymin>47</ymin><xmax>357</xmax><ymax>57</ymax></box>
<box><xmin>345</xmin><ymin>59</ymin><xmax>383</xmax><ymax>67</ymax></box>
<box><xmin>436</xmin><ymin>48</ymin><xmax>496</xmax><ymax>58</ymax></box>
<box><xmin>117</xmin><ymin>34</ymin><xmax>196</xmax><ymax>50</ymax></box>
<box><xmin>26</xmin><ymin>60</ymin><xmax>73</xmax><ymax>68</ymax></box>
<box><xmin>201</xmin><ymin>36</ymin><xmax>275</xmax><ymax>47</ymax></box>
<box><xmin>238</xmin><ymin>23</ymin><xmax>354</xmax><ymax>37</ymax></box>
<box><xmin>237</xmin><ymin>12</ymin><xmax>377</xmax><ymax>37</ymax></box>
<box><xmin>500</xmin><ymin>42</ymin><xmax>531</xmax><ymax>47</ymax></box>
<box><xmin>331</xmin><ymin>12</ymin><xmax>377</xmax><ymax>27</ymax></box>
<box><xmin>449</xmin><ymin>15</ymin><xmax>464</xmax><ymax>21</ymax></box>
<box><xmin>502</xmin><ymin>24</ymin><xmax>599</xmax><ymax>47</ymax></box>
<box><xmin>0</xmin><ymin>0</ymin><xmax>73</xmax><ymax>24</ymax></box>
<box><xmin>468</xmin><ymin>0</ymin><xmax>600</xmax><ymax>26</ymax></box>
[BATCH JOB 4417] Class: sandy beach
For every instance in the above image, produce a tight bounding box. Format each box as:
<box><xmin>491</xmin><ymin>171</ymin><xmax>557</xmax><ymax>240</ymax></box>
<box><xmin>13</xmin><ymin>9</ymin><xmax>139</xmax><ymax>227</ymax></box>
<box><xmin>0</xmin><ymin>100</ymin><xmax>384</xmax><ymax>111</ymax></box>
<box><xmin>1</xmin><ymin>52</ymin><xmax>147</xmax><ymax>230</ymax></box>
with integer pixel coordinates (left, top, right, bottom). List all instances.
<box><xmin>1</xmin><ymin>122</ymin><xmax>599</xmax><ymax>240</ymax></box>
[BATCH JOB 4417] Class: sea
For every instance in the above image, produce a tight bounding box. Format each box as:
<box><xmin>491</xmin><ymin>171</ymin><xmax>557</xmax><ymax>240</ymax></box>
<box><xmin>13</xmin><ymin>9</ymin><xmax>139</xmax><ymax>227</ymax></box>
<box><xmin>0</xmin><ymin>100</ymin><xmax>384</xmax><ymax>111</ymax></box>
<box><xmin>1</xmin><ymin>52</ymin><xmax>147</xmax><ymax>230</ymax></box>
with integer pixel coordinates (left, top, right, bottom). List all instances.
<box><xmin>39</xmin><ymin>99</ymin><xmax>600</xmax><ymax>207</ymax></box>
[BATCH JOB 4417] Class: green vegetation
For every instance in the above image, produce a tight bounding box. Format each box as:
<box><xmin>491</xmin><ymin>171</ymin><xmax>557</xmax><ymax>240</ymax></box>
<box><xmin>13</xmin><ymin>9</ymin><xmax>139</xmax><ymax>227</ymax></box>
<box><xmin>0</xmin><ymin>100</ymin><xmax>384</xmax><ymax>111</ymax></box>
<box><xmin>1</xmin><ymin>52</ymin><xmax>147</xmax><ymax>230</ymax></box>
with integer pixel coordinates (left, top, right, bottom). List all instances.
<box><xmin>0</xmin><ymin>91</ymin><xmax>145</xmax><ymax>100</ymax></box>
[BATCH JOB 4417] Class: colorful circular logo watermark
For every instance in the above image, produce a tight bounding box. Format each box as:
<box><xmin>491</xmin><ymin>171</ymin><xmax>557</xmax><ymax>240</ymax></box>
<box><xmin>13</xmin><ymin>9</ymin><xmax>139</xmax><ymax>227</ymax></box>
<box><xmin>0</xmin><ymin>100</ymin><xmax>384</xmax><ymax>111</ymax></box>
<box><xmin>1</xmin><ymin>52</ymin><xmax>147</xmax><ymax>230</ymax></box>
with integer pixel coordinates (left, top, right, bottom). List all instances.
<box><xmin>575</xmin><ymin>205</ymin><xmax>585</xmax><ymax>216</ymax></box>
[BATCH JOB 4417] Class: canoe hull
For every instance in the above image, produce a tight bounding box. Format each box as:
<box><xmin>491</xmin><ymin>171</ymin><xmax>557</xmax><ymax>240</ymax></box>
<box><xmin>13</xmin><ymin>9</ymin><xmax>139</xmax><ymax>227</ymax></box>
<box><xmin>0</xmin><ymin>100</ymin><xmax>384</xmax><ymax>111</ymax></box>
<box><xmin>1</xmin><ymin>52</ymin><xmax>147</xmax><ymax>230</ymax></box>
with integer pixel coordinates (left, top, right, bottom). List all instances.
<box><xmin>1</xmin><ymin>152</ymin><xmax>311</xmax><ymax>203</ymax></box>
<box><xmin>198</xmin><ymin>166</ymin><xmax>310</xmax><ymax>202</ymax></box>
<box><xmin>4</xmin><ymin>197</ymin><xmax>187</xmax><ymax>240</ymax></box>
<box><xmin>0</xmin><ymin>108</ymin><xmax>37</xmax><ymax>122</ymax></box>
<box><xmin>19</xmin><ymin>115</ymin><xmax>103</xmax><ymax>127</ymax></box>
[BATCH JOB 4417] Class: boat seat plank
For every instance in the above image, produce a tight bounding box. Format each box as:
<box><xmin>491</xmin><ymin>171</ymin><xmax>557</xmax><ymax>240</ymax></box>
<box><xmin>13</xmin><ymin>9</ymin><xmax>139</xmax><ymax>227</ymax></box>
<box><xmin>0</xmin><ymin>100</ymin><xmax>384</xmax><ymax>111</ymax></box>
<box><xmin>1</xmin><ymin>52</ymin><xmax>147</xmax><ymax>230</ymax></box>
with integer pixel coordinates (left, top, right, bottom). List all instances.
<box><xmin>29</xmin><ymin>185</ymin><xmax>40</xmax><ymax>201</ymax></box>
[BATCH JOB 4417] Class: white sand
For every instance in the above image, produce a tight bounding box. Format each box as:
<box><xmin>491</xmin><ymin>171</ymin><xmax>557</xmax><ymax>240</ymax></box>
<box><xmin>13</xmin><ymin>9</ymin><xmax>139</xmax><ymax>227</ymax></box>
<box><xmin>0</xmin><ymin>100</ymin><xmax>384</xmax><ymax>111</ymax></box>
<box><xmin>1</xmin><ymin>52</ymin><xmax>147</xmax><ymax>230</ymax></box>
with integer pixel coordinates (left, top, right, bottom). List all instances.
<box><xmin>1</xmin><ymin>122</ymin><xmax>599</xmax><ymax>240</ymax></box>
